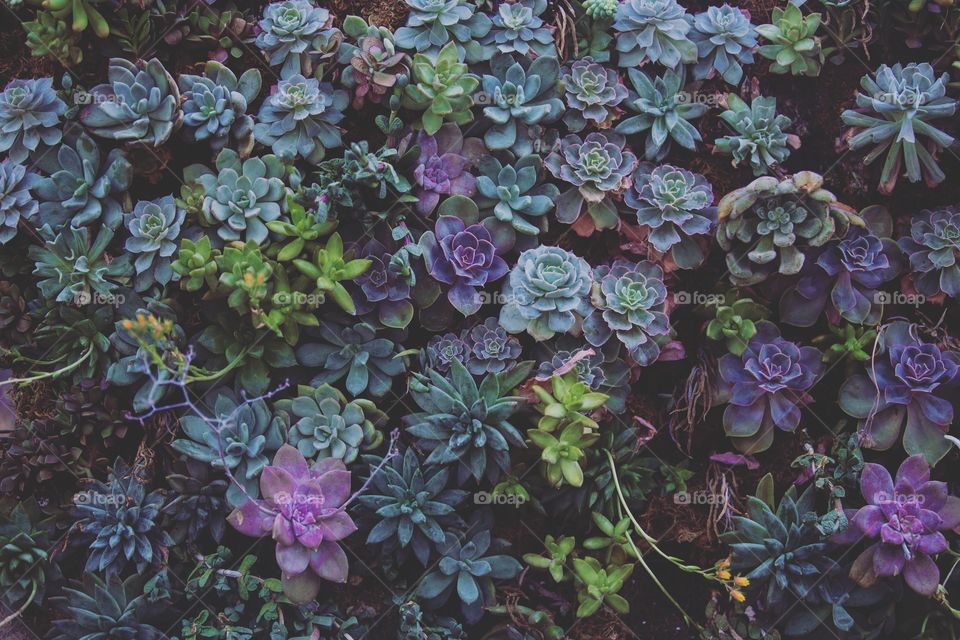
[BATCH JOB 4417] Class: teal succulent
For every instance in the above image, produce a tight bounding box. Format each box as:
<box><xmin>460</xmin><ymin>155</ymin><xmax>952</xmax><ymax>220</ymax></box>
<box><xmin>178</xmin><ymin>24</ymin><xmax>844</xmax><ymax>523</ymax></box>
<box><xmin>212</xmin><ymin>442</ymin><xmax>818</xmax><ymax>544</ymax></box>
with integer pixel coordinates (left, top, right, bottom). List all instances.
<box><xmin>476</xmin><ymin>154</ymin><xmax>558</xmax><ymax>247</ymax></box>
<box><xmin>560</xmin><ymin>58</ymin><xmax>628</xmax><ymax>132</ymax></box>
<box><xmin>481</xmin><ymin>54</ymin><xmax>564</xmax><ymax>155</ymax></box>
<box><xmin>29</xmin><ymin>226</ymin><xmax>131</xmax><ymax>303</ymax></box>
<box><xmin>715</xmin><ymin>94</ymin><xmax>798</xmax><ymax>177</ymax></box>
<box><xmin>49</xmin><ymin>574</ymin><xmax>162</xmax><ymax>640</ymax></box>
<box><xmin>79</xmin><ymin>58</ymin><xmax>183</xmax><ymax>147</ymax></box>
<box><xmin>255</xmin><ymin>0</ymin><xmax>342</xmax><ymax>77</ymax></box>
<box><xmin>0</xmin><ymin>497</ymin><xmax>59</xmax><ymax>611</ymax></box>
<box><xmin>0</xmin><ymin>77</ymin><xmax>66</xmax><ymax>163</ymax></box>
<box><xmin>124</xmin><ymin>195</ymin><xmax>185</xmax><ymax>292</ymax></box>
<box><xmin>484</xmin><ymin>0</ymin><xmax>556</xmax><ymax>58</ymax></box>
<box><xmin>179</xmin><ymin>61</ymin><xmax>262</xmax><ymax>157</ymax></box>
<box><xmin>613</xmin><ymin>0</ymin><xmax>697</xmax><ymax>68</ymax></box>
<box><xmin>756</xmin><ymin>3</ymin><xmax>824</xmax><ymax>77</ymax></box>
<box><xmin>689</xmin><ymin>5</ymin><xmax>757</xmax><ymax>86</ymax></box>
<box><xmin>394</xmin><ymin>0</ymin><xmax>494</xmax><ymax>63</ymax></box>
<box><xmin>0</xmin><ymin>160</ymin><xmax>39</xmax><ymax>245</ymax></box>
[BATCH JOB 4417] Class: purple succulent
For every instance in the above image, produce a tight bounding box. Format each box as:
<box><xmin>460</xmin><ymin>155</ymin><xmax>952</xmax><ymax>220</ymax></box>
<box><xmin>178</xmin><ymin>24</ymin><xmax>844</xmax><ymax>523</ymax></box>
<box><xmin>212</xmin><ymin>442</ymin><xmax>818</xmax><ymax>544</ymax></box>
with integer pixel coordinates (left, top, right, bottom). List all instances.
<box><xmin>420</xmin><ymin>215</ymin><xmax>509</xmax><ymax>316</ymax></box>
<box><xmin>899</xmin><ymin>206</ymin><xmax>960</xmax><ymax>298</ymax></box>
<box><xmin>412</xmin><ymin>123</ymin><xmax>483</xmax><ymax>216</ymax></box>
<box><xmin>838</xmin><ymin>455</ymin><xmax>960</xmax><ymax>596</ymax></box>
<box><xmin>464</xmin><ymin>317</ymin><xmax>522</xmax><ymax>374</ymax></box>
<box><xmin>718</xmin><ymin>321</ymin><xmax>822</xmax><ymax>453</ymax></box>
<box><xmin>353</xmin><ymin>237</ymin><xmax>414</xmax><ymax>329</ymax></box>
<box><xmin>424</xmin><ymin>332</ymin><xmax>470</xmax><ymax>373</ymax></box>
<box><xmin>227</xmin><ymin>444</ymin><xmax>357</xmax><ymax>603</ymax></box>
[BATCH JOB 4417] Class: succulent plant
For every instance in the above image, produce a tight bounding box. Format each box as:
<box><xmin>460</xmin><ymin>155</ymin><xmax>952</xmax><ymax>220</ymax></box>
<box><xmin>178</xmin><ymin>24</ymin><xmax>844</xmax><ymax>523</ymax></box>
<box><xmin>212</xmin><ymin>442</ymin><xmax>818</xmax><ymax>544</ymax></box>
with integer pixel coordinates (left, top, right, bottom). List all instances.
<box><xmin>228</xmin><ymin>445</ymin><xmax>357</xmax><ymax>603</ymax></box>
<box><xmin>351</xmin><ymin>237</ymin><xmax>417</xmax><ymax>329</ymax></box>
<box><xmin>841</xmin><ymin>63</ymin><xmax>956</xmax><ymax>193</ymax></box>
<box><xmin>359</xmin><ymin>447</ymin><xmax>468</xmax><ymax>565</ymax></box>
<box><xmin>756</xmin><ymin>3</ymin><xmax>824</xmax><ymax>76</ymax></box>
<box><xmin>0</xmin><ymin>418</ymin><xmax>80</xmax><ymax>497</ymax></box>
<box><xmin>475</xmin><ymin>153</ymin><xmax>558</xmax><ymax>247</ymax></box>
<box><xmin>291</xmin><ymin>232</ymin><xmax>372</xmax><ymax>315</ymax></box>
<box><xmin>899</xmin><ymin>206</ymin><xmax>960</xmax><ymax>298</ymax></box>
<box><xmin>689</xmin><ymin>4</ymin><xmax>757</xmax><ymax>85</ymax></box>
<box><xmin>56</xmin><ymin>378</ymin><xmax>129</xmax><ymax>447</ymax></box>
<box><xmin>499</xmin><ymin>246</ymin><xmax>593</xmax><ymax>340</ymax></box>
<box><xmin>123</xmin><ymin>195</ymin><xmax>185</xmax><ymax>292</ymax></box>
<box><xmin>107</xmin><ymin>304</ymin><xmax>184</xmax><ymax>412</ymax></box>
<box><xmin>716</xmin><ymin>172</ymin><xmax>862</xmax><ymax>285</ymax></box>
<box><xmin>535</xmin><ymin>336</ymin><xmax>631</xmax><ymax>414</ymax></box>
<box><xmin>25</xmin><ymin>11</ymin><xmax>83</xmax><ymax>65</ymax></box>
<box><xmin>394</xmin><ymin>0</ymin><xmax>493</xmax><ymax>63</ymax></box>
<box><xmin>0</xmin><ymin>160</ymin><xmax>38</xmax><ymax>245</ymax></box>
<box><xmin>79</xmin><ymin>58</ymin><xmax>182</xmax><ymax>147</ymax></box>
<box><xmin>411</xmin><ymin>123</ymin><xmax>482</xmax><ymax>216</ymax></box>
<box><xmin>839</xmin><ymin>320</ymin><xmax>960</xmax><ymax>465</ymax></box>
<box><xmin>463</xmin><ymin>317</ymin><xmax>522</xmax><ymax>375</ymax></box>
<box><xmin>403</xmin><ymin>42</ymin><xmax>480</xmax><ymax>135</ymax></box>
<box><xmin>545</xmin><ymin>131</ymin><xmax>636</xmax><ymax>232</ymax></box>
<box><xmin>404</xmin><ymin>359</ymin><xmax>530</xmax><ymax>484</ymax></box>
<box><xmin>0</xmin><ymin>497</ymin><xmax>59</xmax><ymax>611</ymax></box>
<box><xmin>171</xmin><ymin>235</ymin><xmax>220</xmax><ymax>292</ymax></box>
<box><xmin>624</xmin><ymin>163</ymin><xmax>716</xmax><ymax>269</ymax></box>
<box><xmin>718</xmin><ymin>321</ymin><xmax>823</xmax><ymax>453</ymax></box>
<box><xmin>559</xmin><ymin>58</ymin><xmax>628</xmax><ymax>132</ymax></box>
<box><xmin>191</xmin><ymin>148</ymin><xmax>287</xmax><ymax>243</ymax></box>
<box><xmin>340</xmin><ymin>18</ymin><xmax>410</xmax><ymax>109</ymax></box>
<box><xmin>416</xmin><ymin>529</ymin><xmax>522</xmax><ymax>623</ymax></box>
<box><xmin>255</xmin><ymin>0</ymin><xmax>342</xmax><ymax>77</ymax></box>
<box><xmin>254</xmin><ymin>74</ymin><xmax>347</xmax><ymax>164</ymax></box>
<box><xmin>29</xmin><ymin>226</ymin><xmax>131</xmax><ymax>303</ymax></box>
<box><xmin>49</xmin><ymin>575</ymin><xmax>162</xmax><ymax>640</ymax></box>
<box><xmin>0</xmin><ymin>77</ymin><xmax>66</xmax><ymax>164</ymax></box>
<box><xmin>484</xmin><ymin>0</ymin><xmax>556</xmax><ymax>57</ymax></box>
<box><xmin>480</xmin><ymin>54</ymin><xmax>564</xmax><ymax>155</ymax></box>
<box><xmin>178</xmin><ymin>61</ymin><xmax>261</xmax><ymax>156</ymax></box>
<box><xmin>423</xmin><ymin>331</ymin><xmax>470</xmax><ymax>374</ymax></box>
<box><xmin>714</xmin><ymin>94</ymin><xmax>798</xmax><ymax>177</ymax></box>
<box><xmin>572</xmin><ymin>557</ymin><xmax>633</xmax><ymax>617</ymax></box>
<box><xmin>705</xmin><ymin>296</ymin><xmax>769</xmax><ymax>356</ymax></box>
<box><xmin>195</xmin><ymin>312</ymin><xmax>297</xmax><ymax>394</ymax></box>
<box><xmin>164</xmin><ymin>460</ymin><xmax>228</xmax><ymax>544</ymax></box>
<box><xmin>616</xmin><ymin>66</ymin><xmax>706</xmax><ymax>162</ymax></box>
<box><xmin>613</xmin><ymin>0</ymin><xmax>697</xmax><ymax>68</ymax></box>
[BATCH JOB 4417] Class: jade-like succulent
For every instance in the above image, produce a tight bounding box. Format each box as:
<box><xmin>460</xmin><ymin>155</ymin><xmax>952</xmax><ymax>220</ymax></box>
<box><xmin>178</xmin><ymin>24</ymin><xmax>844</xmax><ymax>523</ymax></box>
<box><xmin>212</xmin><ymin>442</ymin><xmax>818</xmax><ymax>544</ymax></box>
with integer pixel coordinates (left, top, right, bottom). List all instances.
<box><xmin>254</xmin><ymin>74</ymin><xmax>348</xmax><ymax>164</ymax></box>
<box><xmin>292</xmin><ymin>232</ymin><xmax>372</xmax><ymax>315</ymax></box>
<box><xmin>572</xmin><ymin>557</ymin><xmax>633</xmax><ymax>618</ymax></box>
<box><xmin>613</xmin><ymin>0</ymin><xmax>697</xmax><ymax>68</ymax></box>
<box><xmin>756</xmin><ymin>3</ymin><xmax>824</xmax><ymax>77</ymax></box>
<box><xmin>705</xmin><ymin>296</ymin><xmax>769</xmax><ymax>355</ymax></box>
<box><xmin>403</xmin><ymin>42</ymin><xmax>480</xmax><ymax>135</ymax></box>
<box><xmin>178</xmin><ymin>61</ymin><xmax>261</xmax><ymax>156</ymax></box>
<box><xmin>394</xmin><ymin>0</ymin><xmax>493</xmax><ymax>63</ymax></box>
<box><xmin>30</xmin><ymin>0</ymin><xmax>110</xmax><ymax>39</ymax></box>
<box><xmin>25</xmin><ymin>11</ymin><xmax>83</xmax><ymax>65</ymax></box>
<box><xmin>714</xmin><ymin>94</ymin><xmax>798</xmax><ymax>177</ymax></box>
<box><xmin>171</xmin><ymin>236</ymin><xmax>220</xmax><ymax>292</ymax></box>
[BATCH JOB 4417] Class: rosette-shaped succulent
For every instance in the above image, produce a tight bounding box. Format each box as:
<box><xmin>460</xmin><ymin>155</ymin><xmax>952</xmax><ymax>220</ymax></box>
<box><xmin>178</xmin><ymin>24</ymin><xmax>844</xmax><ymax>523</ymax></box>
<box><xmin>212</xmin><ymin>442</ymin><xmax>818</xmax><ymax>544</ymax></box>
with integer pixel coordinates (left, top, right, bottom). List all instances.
<box><xmin>837</xmin><ymin>456</ymin><xmax>960</xmax><ymax>596</ymax></box>
<box><xmin>49</xmin><ymin>575</ymin><xmax>162</xmax><ymax>640</ymax></box>
<box><xmin>417</xmin><ymin>530</ymin><xmax>522</xmax><ymax>623</ymax></box>
<box><xmin>841</xmin><ymin>63</ymin><xmax>956</xmax><ymax>193</ymax></box>
<box><xmin>164</xmin><ymin>461</ymin><xmax>228</xmax><ymax>544</ymax></box>
<box><xmin>616</xmin><ymin>66</ymin><xmax>706</xmax><ymax>162</ymax></box>
<box><xmin>412</xmin><ymin>123</ymin><xmax>481</xmax><ymax>216</ymax></box>
<box><xmin>29</xmin><ymin>227</ymin><xmax>131</xmax><ymax>303</ymax></box>
<box><xmin>254</xmin><ymin>74</ymin><xmax>347</xmax><ymax>164</ymax></box>
<box><xmin>718</xmin><ymin>321</ymin><xmax>822</xmax><ymax>453</ymax></box>
<box><xmin>613</xmin><ymin>0</ymin><xmax>696</xmax><ymax>68</ymax></box>
<box><xmin>359</xmin><ymin>448</ymin><xmax>468</xmax><ymax>565</ymax></box>
<box><xmin>274</xmin><ymin>384</ymin><xmax>384</xmax><ymax>464</ymax></box>
<box><xmin>79</xmin><ymin>58</ymin><xmax>182</xmax><ymax>147</ymax></box>
<box><xmin>404</xmin><ymin>359</ymin><xmax>530</xmax><ymax>484</ymax></box>
<box><xmin>756</xmin><ymin>3</ymin><xmax>824</xmax><ymax>76</ymax></box>
<box><xmin>228</xmin><ymin>445</ymin><xmax>357</xmax><ymax>602</ymax></box>
<box><xmin>714</xmin><ymin>95</ymin><xmax>798</xmax><ymax>177</ymax></box>
<box><xmin>0</xmin><ymin>498</ymin><xmax>58</xmax><ymax>611</ymax></box>
<box><xmin>839</xmin><ymin>321</ymin><xmax>960</xmax><ymax>464</ymax></box>
<box><xmin>0</xmin><ymin>160</ymin><xmax>38</xmax><ymax>245</ymax></box>
<box><xmin>560</xmin><ymin>58</ymin><xmax>628</xmax><ymax>132</ymax></box>
<box><xmin>484</xmin><ymin>0</ymin><xmax>556</xmax><ymax>57</ymax></box>
<box><xmin>500</xmin><ymin>246</ymin><xmax>593</xmax><ymax>341</ymax></box>
<box><xmin>255</xmin><ymin>0</ymin><xmax>341</xmax><ymax>77</ymax></box>
<box><xmin>899</xmin><ymin>206</ymin><xmax>960</xmax><ymax>298</ymax></box>
<box><xmin>394</xmin><ymin>0</ymin><xmax>493</xmax><ymax>63</ymax></box>
<box><xmin>423</xmin><ymin>332</ymin><xmax>470</xmax><ymax>373</ymax></box>
<box><xmin>716</xmin><ymin>172</ymin><xmax>861</xmax><ymax>285</ymax></box>
<box><xmin>353</xmin><ymin>237</ymin><xmax>415</xmax><ymax>328</ymax></box>
<box><xmin>624</xmin><ymin>163</ymin><xmax>716</xmax><ymax>269</ymax></box>
<box><xmin>583</xmin><ymin>259</ymin><xmax>669</xmax><ymax>366</ymax></box>
<box><xmin>464</xmin><ymin>317</ymin><xmax>522</xmax><ymax>374</ymax></box>
<box><xmin>124</xmin><ymin>195</ymin><xmax>185</xmax><ymax>291</ymax></box>
<box><xmin>25</xmin><ymin>11</ymin><xmax>83</xmax><ymax>65</ymax></box>
<box><xmin>535</xmin><ymin>337</ymin><xmax>631</xmax><ymax>413</ymax></box>
<box><xmin>70</xmin><ymin>459</ymin><xmax>173</xmax><ymax>575</ymax></box>
<box><xmin>192</xmin><ymin>148</ymin><xmax>287</xmax><ymax>243</ymax></box>
<box><xmin>0</xmin><ymin>77</ymin><xmax>66</xmax><ymax>163</ymax></box>
<box><xmin>296</xmin><ymin>319</ymin><xmax>408</xmax><ymax>398</ymax></box>
<box><xmin>421</xmin><ymin>214</ymin><xmax>509</xmax><ymax>316</ymax></box>
<box><xmin>403</xmin><ymin>43</ymin><xmax>480</xmax><ymax>135</ymax></box>
<box><xmin>545</xmin><ymin>131</ymin><xmax>636</xmax><ymax>233</ymax></box>
<box><xmin>475</xmin><ymin>154</ymin><xmax>558</xmax><ymax>247</ymax></box>
<box><xmin>340</xmin><ymin>27</ymin><xmax>409</xmax><ymax>109</ymax></box>
<box><xmin>173</xmin><ymin>387</ymin><xmax>283</xmax><ymax>507</ymax></box>
<box><xmin>689</xmin><ymin>4</ymin><xmax>757</xmax><ymax>85</ymax></box>
<box><xmin>32</xmin><ymin>133</ymin><xmax>132</xmax><ymax>234</ymax></box>
<box><xmin>179</xmin><ymin>61</ymin><xmax>261</xmax><ymax>156</ymax></box>
<box><xmin>480</xmin><ymin>54</ymin><xmax>564</xmax><ymax>156</ymax></box>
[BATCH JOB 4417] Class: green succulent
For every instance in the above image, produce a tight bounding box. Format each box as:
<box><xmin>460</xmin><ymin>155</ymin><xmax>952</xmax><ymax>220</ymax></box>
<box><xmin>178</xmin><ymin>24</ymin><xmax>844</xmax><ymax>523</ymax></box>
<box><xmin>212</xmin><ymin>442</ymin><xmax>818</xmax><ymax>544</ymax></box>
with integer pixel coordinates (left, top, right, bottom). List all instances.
<box><xmin>530</xmin><ymin>372</ymin><xmax>608</xmax><ymax>433</ymax></box>
<box><xmin>523</xmin><ymin>534</ymin><xmax>576</xmax><ymax>583</ymax></box>
<box><xmin>30</xmin><ymin>0</ymin><xmax>110</xmax><ymax>38</ymax></box>
<box><xmin>25</xmin><ymin>11</ymin><xmax>83</xmax><ymax>64</ymax></box>
<box><xmin>705</xmin><ymin>297</ymin><xmax>770</xmax><ymax>356</ymax></box>
<box><xmin>582</xmin><ymin>513</ymin><xmax>638</xmax><ymax>564</ymax></box>
<box><xmin>402</xmin><ymin>42</ymin><xmax>480</xmax><ymax>135</ymax></box>
<box><xmin>171</xmin><ymin>236</ymin><xmax>220</xmax><ymax>292</ymax></box>
<box><xmin>582</xmin><ymin>0</ymin><xmax>617</xmax><ymax>19</ymax></box>
<box><xmin>528</xmin><ymin>421</ymin><xmax>599</xmax><ymax>488</ymax></box>
<box><xmin>29</xmin><ymin>226</ymin><xmax>131</xmax><ymax>303</ymax></box>
<box><xmin>49</xmin><ymin>575</ymin><xmax>163</xmax><ymax>640</ymax></box>
<box><xmin>265</xmin><ymin>196</ymin><xmax>337</xmax><ymax>263</ymax></box>
<box><xmin>291</xmin><ymin>232</ymin><xmax>371</xmax><ymax>315</ymax></box>
<box><xmin>815</xmin><ymin>322</ymin><xmax>877</xmax><ymax>363</ymax></box>
<box><xmin>571</xmin><ymin>556</ymin><xmax>633</xmax><ymax>618</ymax></box>
<box><xmin>714</xmin><ymin>95</ymin><xmax>798</xmax><ymax>177</ymax></box>
<box><xmin>0</xmin><ymin>497</ymin><xmax>59</xmax><ymax>611</ymax></box>
<box><xmin>756</xmin><ymin>3</ymin><xmax>824</xmax><ymax>77</ymax></box>
<box><xmin>216</xmin><ymin>240</ymin><xmax>274</xmax><ymax>313</ymax></box>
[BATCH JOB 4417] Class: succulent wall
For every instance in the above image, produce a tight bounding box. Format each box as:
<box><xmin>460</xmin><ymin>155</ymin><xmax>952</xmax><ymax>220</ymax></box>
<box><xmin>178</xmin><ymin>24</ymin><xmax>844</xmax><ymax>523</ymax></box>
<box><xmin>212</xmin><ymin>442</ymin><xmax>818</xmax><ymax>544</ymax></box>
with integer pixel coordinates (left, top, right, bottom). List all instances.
<box><xmin>1</xmin><ymin>0</ymin><xmax>960</xmax><ymax>638</ymax></box>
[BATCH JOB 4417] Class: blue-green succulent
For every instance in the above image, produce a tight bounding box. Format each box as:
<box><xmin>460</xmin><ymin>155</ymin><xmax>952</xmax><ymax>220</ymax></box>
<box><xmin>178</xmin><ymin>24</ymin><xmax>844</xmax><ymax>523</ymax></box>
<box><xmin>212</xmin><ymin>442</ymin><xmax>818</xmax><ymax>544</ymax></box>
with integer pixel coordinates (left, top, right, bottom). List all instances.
<box><xmin>394</xmin><ymin>0</ymin><xmax>494</xmax><ymax>63</ymax></box>
<box><xmin>124</xmin><ymin>195</ymin><xmax>185</xmax><ymax>292</ymax></box>
<box><xmin>560</xmin><ymin>58</ymin><xmax>628</xmax><ymax>132</ymax></box>
<box><xmin>28</xmin><ymin>226</ymin><xmax>131</xmax><ymax>303</ymax></box>
<box><xmin>689</xmin><ymin>5</ymin><xmax>757</xmax><ymax>86</ymax></box>
<box><xmin>255</xmin><ymin>0</ymin><xmax>342</xmax><ymax>77</ymax></box>
<box><xmin>476</xmin><ymin>154</ymin><xmax>558</xmax><ymax>247</ymax></box>
<box><xmin>254</xmin><ymin>74</ymin><xmax>347</xmax><ymax>164</ymax></box>
<box><xmin>0</xmin><ymin>77</ymin><xmax>66</xmax><ymax>163</ymax></box>
<box><xmin>715</xmin><ymin>94</ymin><xmax>797</xmax><ymax>177</ymax></box>
<box><xmin>0</xmin><ymin>160</ymin><xmax>39</xmax><ymax>245</ymax></box>
<box><xmin>613</xmin><ymin>0</ymin><xmax>697</xmax><ymax>68</ymax></box>
<box><xmin>483</xmin><ymin>0</ymin><xmax>556</xmax><ymax>58</ymax></box>
<box><xmin>178</xmin><ymin>61</ymin><xmax>262</xmax><ymax>157</ymax></box>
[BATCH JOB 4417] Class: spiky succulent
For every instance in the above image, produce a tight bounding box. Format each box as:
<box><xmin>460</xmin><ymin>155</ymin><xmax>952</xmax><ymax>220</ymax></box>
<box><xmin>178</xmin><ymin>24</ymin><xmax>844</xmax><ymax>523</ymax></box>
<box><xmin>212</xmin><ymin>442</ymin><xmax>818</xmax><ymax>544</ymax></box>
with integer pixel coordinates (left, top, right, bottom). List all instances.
<box><xmin>254</xmin><ymin>75</ymin><xmax>347</xmax><ymax>164</ymax></box>
<box><xmin>25</xmin><ymin>11</ymin><xmax>83</xmax><ymax>65</ymax></box>
<box><xmin>29</xmin><ymin>226</ymin><xmax>131</xmax><ymax>303</ymax></box>
<box><xmin>79</xmin><ymin>58</ymin><xmax>182</xmax><ymax>147</ymax></box>
<box><xmin>164</xmin><ymin>460</ymin><xmax>228</xmax><ymax>544</ymax></box>
<box><xmin>123</xmin><ymin>195</ymin><xmax>184</xmax><ymax>292</ymax></box>
<box><xmin>841</xmin><ymin>63</ymin><xmax>956</xmax><ymax>193</ymax></box>
<box><xmin>689</xmin><ymin>4</ymin><xmax>757</xmax><ymax>85</ymax></box>
<box><xmin>178</xmin><ymin>61</ymin><xmax>261</xmax><ymax>156</ymax></box>
<box><xmin>756</xmin><ymin>3</ymin><xmax>824</xmax><ymax>76</ymax></box>
<box><xmin>49</xmin><ymin>575</ymin><xmax>162</xmax><ymax>640</ymax></box>
<box><xmin>714</xmin><ymin>95</ymin><xmax>798</xmax><ymax>177</ymax></box>
<box><xmin>560</xmin><ymin>58</ymin><xmax>628</xmax><ymax>132</ymax></box>
<box><xmin>0</xmin><ymin>160</ymin><xmax>38</xmax><ymax>245</ymax></box>
<box><xmin>481</xmin><ymin>54</ymin><xmax>564</xmax><ymax>156</ymax></box>
<box><xmin>716</xmin><ymin>172</ymin><xmax>862</xmax><ymax>285</ymax></box>
<box><xmin>403</xmin><ymin>43</ymin><xmax>480</xmax><ymax>135</ymax></box>
<box><xmin>394</xmin><ymin>0</ymin><xmax>493</xmax><ymax>63</ymax></box>
<box><xmin>613</xmin><ymin>0</ymin><xmax>697</xmax><ymax>68</ymax></box>
<box><xmin>616</xmin><ymin>66</ymin><xmax>706</xmax><ymax>162</ymax></box>
<box><xmin>0</xmin><ymin>77</ymin><xmax>66</xmax><ymax>163</ymax></box>
<box><xmin>485</xmin><ymin>0</ymin><xmax>556</xmax><ymax>57</ymax></box>
<box><xmin>475</xmin><ymin>154</ymin><xmax>558</xmax><ymax>247</ymax></box>
<box><xmin>255</xmin><ymin>0</ymin><xmax>342</xmax><ymax>77</ymax></box>
<box><xmin>899</xmin><ymin>206</ymin><xmax>960</xmax><ymax>298</ymax></box>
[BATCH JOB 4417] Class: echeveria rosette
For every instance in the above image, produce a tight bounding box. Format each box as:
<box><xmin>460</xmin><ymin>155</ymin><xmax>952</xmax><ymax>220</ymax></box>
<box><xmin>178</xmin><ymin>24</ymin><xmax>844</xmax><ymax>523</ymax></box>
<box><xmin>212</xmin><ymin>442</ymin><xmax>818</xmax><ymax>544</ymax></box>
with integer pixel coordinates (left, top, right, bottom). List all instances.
<box><xmin>29</xmin><ymin>226</ymin><xmax>131</xmax><ymax>304</ymax></box>
<box><xmin>560</xmin><ymin>58</ymin><xmax>628</xmax><ymax>133</ymax></box>
<box><xmin>0</xmin><ymin>77</ymin><xmax>66</xmax><ymax>163</ymax></box>
<box><xmin>353</xmin><ymin>237</ymin><xmax>415</xmax><ymax>329</ymax></box>
<box><xmin>340</xmin><ymin>23</ymin><xmax>409</xmax><ymax>109</ymax></box>
<box><xmin>499</xmin><ymin>246</ymin><xmax>593</xmax><ymax>341</ymax></box>
<box><xmin>714</xmin><ymin>94</ymin><xmax>798</xmax><ymax>177</ymax></box>
<box><xmin>837</xmin><ymin>456</ymin><xmax>960</xmax><ymax>596</ymax></box>
<box><xmin>545</xmin><ymin>131</ymin><xmax>636</xmax><ymax>234</ymax></box>
<box><xmin>124</xmin><ymin>195</ymin><xmax>185</xmax><ymax>292</ymax></box>
<box><xmin>484</xmin><ymin>0</ymin><xmax>556</xmax><ymax>58</ymax></box>
<box><xmin>583</xmin><ymin>259</ymin><xmax>669</xmax><ymax>366</ymax></box>
<box><xmin>254</xmin><ymin>75</ymin><xmax>347</xmax><ymax>165</ymax></box>
<box><xmin>79</xmin><ymin>58</ymin><xmax>182</xmax><ymax>147</ymax></box>
<box><xmin>475</xmin><ymin>154</ymin><xmax>558</xmax><ymax>252</ymax></box>
<box><xmin>465</xmin><ymin>317</ymin><xmax>522</xmax><ymax>375</ymax></box>
<box><xmin>689</xmin><ymin>4</ymin><xmax>757</xmax><ymax>86</ymax></box>
<box><xmin>421</xmin><ymin>215</ymin><xmax>509</xmax><ymax>316</ymax></box>
<box><xmin>839</xmin><ymin>321</ymin><xmax>960</xmax><ymax>465</ymax></box>
<box><xmin>423</xmin><ymin>332</ymin><xmax>470</xmax><ymax>373</ymax></box>
<box><xmin>899</xmin><ymin>206</ymin><xmax>960</xmax><ymax>298</ymax></box>
<box><xmin>228</xmin><ymin>445</ymin><xmax>357</xmax><ymax>603</ymax></box>
<box><xmin>624</xmin><ymin>163</ymin><xmax>716</xmax><ymax>269</ymax></box>
<box><xmin>481</xmin><ymin>54</ymin><xmax>564</xmax><ymax>156</ymax></box>
<box><xmin>255</xmin><ymin>0</ymin><xmax>341</xmax><ymax>77</ymax></box>
<box><xmin>412</xmin><ymin>123</ymin><xmax>482</xmax><ymax>216</ymax></box>
<box><xmin>394</xmin><ymin>0</ymin><xmax>493</xmax><ymax>63</ymax></box>
<box><xmin>613</xmin><ymin>0</ymin><xmax>697</xmax><ymax>68</ymax></box>
<box><xmin>0</xmin><ymin>160</ymin><xmax>39</xmax><ymax>245</ymax></box>
<box><xmin>178</xmin><ymin>61</ymin><xmax>262</xmax><ymax>157</ymax></box>
<box><xmin>718</xmin><ymin>321</ymin><xmax>823</xmax><ymax>453</ymax></box>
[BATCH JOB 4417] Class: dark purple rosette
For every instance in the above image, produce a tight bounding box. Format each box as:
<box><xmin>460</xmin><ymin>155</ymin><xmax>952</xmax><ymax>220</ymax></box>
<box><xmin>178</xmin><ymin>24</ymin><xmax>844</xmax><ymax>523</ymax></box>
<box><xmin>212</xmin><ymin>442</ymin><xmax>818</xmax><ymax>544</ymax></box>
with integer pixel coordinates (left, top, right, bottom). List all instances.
<box><xmin>412</xmin><ymin>123</ymin><xmax>483</xmax><ymax>216</ymax></box>
<box><xmin>353</xmin><ymin>237</ymin><xmax>415</xmax><ymax>329</ymax></box>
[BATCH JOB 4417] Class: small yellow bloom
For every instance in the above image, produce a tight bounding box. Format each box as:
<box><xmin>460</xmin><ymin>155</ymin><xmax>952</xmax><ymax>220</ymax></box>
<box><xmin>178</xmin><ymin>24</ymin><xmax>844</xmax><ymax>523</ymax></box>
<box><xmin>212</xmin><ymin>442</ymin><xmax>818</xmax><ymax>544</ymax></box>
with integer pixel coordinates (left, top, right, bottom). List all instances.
<box><xmin>734</xmin><ymin>576</ymin><xmax>750</xmax><ymax>587</ymax></box>
<box><xmin>121</xmin><ymin>319</ymin><xmax>134</xmax><ymax>331</ymax></box>
<box><xmin>717</xmin><ymin>558</ymin><xmax>731</xmax><ymax>569</ymax></box>
<box><xmin>730</xmin><ymin>589</ymin><xmax>745</xmax><ymax>603</ymax></box>
<box><xmin>717</xmin><ymin>569</ymin><xmax>731</xmax><ymax>580</ymax></box>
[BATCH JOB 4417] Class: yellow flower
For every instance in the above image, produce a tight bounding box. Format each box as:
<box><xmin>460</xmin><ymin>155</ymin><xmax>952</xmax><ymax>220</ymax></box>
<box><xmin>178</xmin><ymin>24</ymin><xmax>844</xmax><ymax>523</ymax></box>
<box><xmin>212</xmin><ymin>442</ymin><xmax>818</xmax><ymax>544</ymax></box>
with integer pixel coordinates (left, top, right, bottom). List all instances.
<box><xmin>730</xmin><ymin>589</ymin><xmax>746</xmax><ymax>603</ymax></box>
<box><xmin>734</xmin><ymin>576</ymin><xmax>750</xmax><ymax>587</ymax></box>
<box><xmin>717</xmin><ymin>569</ymin><xmax>731</xmax><ymax>580</ymax></box>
